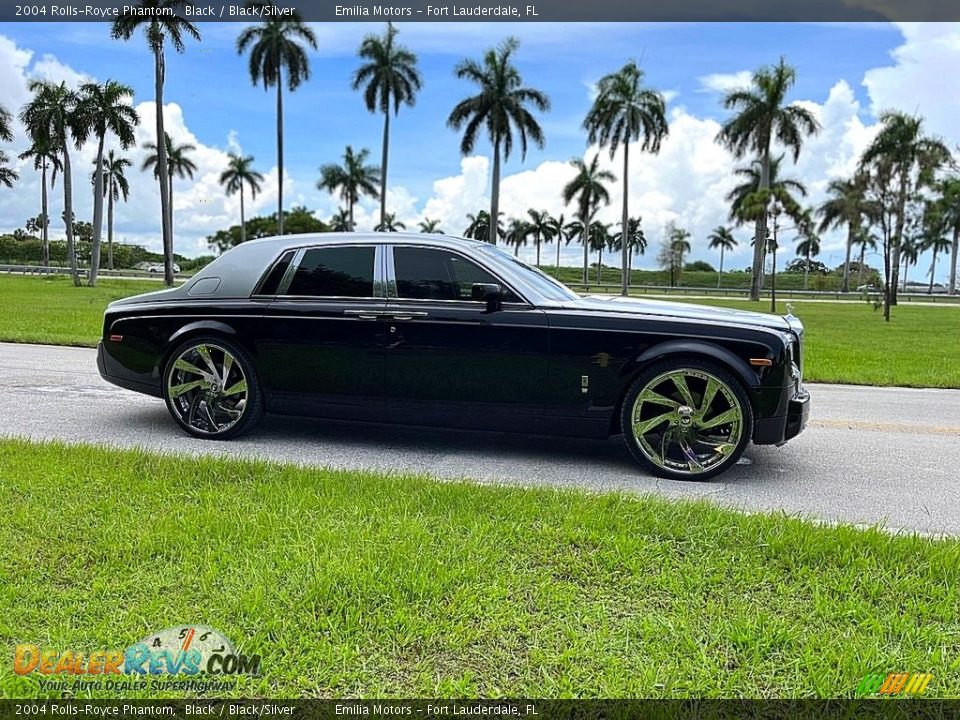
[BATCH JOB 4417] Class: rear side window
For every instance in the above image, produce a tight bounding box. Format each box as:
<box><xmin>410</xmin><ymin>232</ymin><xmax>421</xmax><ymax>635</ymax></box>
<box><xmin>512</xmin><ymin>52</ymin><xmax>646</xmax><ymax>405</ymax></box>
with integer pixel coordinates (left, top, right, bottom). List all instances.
<box><xmin>393</xmin><ymin>247</ymin><xmax>520</xmax><ymax>302</ymax></box>
<box><xmin>286</xmin><ymin>246</ymin><xmax>376</xmax><ymax>298</ymax></box>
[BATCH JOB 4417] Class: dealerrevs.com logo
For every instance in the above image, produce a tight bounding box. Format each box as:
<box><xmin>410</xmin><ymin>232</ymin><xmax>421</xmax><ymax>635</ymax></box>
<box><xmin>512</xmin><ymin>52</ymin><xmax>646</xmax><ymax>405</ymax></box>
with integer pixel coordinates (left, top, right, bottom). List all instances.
<box><xmin>14</xmin><ymin>625</ymin><xmax>261</xmax><ymax>687</ymax></box>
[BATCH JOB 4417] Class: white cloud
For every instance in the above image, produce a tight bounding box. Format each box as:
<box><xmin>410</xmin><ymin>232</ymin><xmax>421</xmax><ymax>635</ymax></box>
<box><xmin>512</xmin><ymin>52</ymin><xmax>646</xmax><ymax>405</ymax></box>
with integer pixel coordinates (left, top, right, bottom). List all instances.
<box><xmin>698</xmin><ymin>70</ymin><xmax>752</xmax><ymax>94</ymax></box>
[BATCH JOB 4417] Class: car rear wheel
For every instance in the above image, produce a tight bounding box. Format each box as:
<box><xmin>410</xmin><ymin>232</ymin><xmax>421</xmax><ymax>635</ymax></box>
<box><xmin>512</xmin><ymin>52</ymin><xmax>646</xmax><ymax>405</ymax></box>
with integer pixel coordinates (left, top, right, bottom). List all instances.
<box><xmin>621</xmin><ymin>359</ymin><xmax>753</xmax><ymax>481</ymax></box>
<box><xmin>162</xmin><ymin>336</ymin><xmax>264</xmax><ymax>439</ymax></box>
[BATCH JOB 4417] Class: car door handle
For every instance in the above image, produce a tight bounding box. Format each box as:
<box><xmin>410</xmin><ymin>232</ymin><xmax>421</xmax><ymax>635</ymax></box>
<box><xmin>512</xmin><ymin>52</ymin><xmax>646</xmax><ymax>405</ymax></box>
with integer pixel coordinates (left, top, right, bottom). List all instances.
<box><xmin>343</xmin><ymin>310</ymin><xmax>383</xmax><ymax>320</ymax></box>
<box><xmin>387</xmin><ymin>311</ymin><xmax>428</xmax><ymax>321</ymax></box>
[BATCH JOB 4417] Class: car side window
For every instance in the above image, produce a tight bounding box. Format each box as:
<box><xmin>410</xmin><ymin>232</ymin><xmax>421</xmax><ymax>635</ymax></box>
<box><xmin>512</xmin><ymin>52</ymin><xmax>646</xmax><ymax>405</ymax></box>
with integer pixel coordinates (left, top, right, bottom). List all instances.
<box><xmin>393</xmin><ymin>247</ymin><xmax>519</xmax><ymax>302</ymax></box>
<box><xmin>285</xmin><ymin>246</ymin><xmax>376</xmax><ymax>298</ymax></box>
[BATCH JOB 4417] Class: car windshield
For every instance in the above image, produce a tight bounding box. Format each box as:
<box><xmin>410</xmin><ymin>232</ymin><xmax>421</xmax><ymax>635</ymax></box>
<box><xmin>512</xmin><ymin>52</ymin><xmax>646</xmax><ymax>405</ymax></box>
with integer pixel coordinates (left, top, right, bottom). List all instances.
<box><xmin>474</xmin><ymin>243</ymin><xmax>579</xmax><ymax>302</ymax></box>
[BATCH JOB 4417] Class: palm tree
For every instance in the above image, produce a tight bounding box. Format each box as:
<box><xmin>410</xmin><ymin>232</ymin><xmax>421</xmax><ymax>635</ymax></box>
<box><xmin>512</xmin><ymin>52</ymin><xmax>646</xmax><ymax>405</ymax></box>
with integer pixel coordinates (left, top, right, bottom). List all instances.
<box><xmin>219</xmin><ymin>153</ymin><xmax>264</xmax><ymax>245</ymax></box>
<box><xmin>612</xmin><ymin>216</ymin><xmax>646</xmax><ymax>286</ymax></box>
<box><xmin>547</xmin><ymin>212</ymin><xmax>569</xmax><ymax>277</ymax></box>
<box><xmin>716</xmin><ymin>58</ymin><xmax>820</xmax><ymax>301</ymax></box>
<box><xmin>418</xmin><ymin>218</ymin><xmax>443</xmax><ymax>233</ymax></box>
<box><xmin>0</xmin><ymin>104</ymin><xmax>13</xmax><ymax>142</ymax></box>
<box><xmin>317</xmin><ymin>145</ymin><xmax>380</xmax><ymax>231</ymax></box>
<box><xmin>588</xmin><ymin>221</ymin><xmax>613</xmax><ymax>284</ymax></box>
<box><xmin>708</xmin><ymin>226</ymin><xmax>737</xmax><ymax>288</ymax></box>
<box><xmin>859</xmin><ymin>111</ymin><xmax>950</xmax><ymax>304</ymax></box>
<box><xmin>922</xmin><ymin>233</ymin><xmax>951</xmax><ymax>294</ymax></box>
<box><xmin>851</xmin><ymin>230</ymin><xmax>877</xmax><ymax>287</ymax></box>
<box><xmin>504</xmin><ymin>217</ymin><xmax>531</xmax><ymax>257</ymax></box>
<box><xmin>143</xmin><ymin>133</ymin><xmax>196</xmax><ymax>248</ymax></box>
<box><xmin>237</xmin><ymin>9</ymin><xmax>317</xmax><ymax>236</ymax></box>
<box><xmin>464</xmin><ymin>210</ymin><xmax>504</xmax><ymax>243</ymax></box>
<box><xmin>98</xmin><ymin>151</ymin><xmax>131</xmax><ymax>271</ymax></box>
<box><xmin>78</xmin><ymin>80</ymin><xmax>138</xmax><ymax>286</ymax></box>
<box><xmin>0</xmin><ymin>151</ymin><xmax>17</xmax><ymax>188</ymax></box>
<box><xmin>20</xmin><ymin>139</ymin><xmax>62</xmax><ymax>267</ymax></box>
<box><xmin>329</xmin><ymin>208</ymin><xmax>351</xmax><ymax>232</ymax></box>
<box><xmin>21</xmin><ymin>81</ymin><xmax>84</xmax><ymax>286</ymax></box>
<box><xmin>377</xmin><ymin>212</ymin><xmax>406</xmax><ymax>232</ymax></box>
<box><xmin>562</xmin><ymin>154</ymin><xmax>615</xmax><ymax>284</ymax></box>
<box><xmin>525</xmin><ymin>209</ymin><xmax>557</xmax><ymax>267</ymax></box>
<box><xmin>928</xmin><ymin>175</ymin><xmax>960</xmax><ymax>295</ymax></box>
<box><xmin>448</xmin><ymin>38</ymin><xmax>549</xmax><ymax>245</ymax></box>
<box><xmin>817</xmin><ymin>174</ymin><xmax>869</xmax><ymax>293</ymax></box>
<box><xmin>112</xmin><ymin>0</ymin><xmax>200</xmax><ymax>287</ymax></box>
<box><xmin>584</xmin><ymin>60</ymin><xmax>668</xmax><ymax>296</ymax></box>
<box><xmin>353</xmin><ymin>23</ymin><xmax>422</xmax><ymax>230</ymax></box>
<box><xmin>728</xmin><ymin>156</ymin><xmax>808</xmax><ymax>231</ymax></box>
<box><xmin>900</xmin><ymin>236</ymin><xmax>919</xmax><ymax>292</ymax></box>
<box><xmin>795</xmin><ymin>225</ymin><xmax>821</xmax><ymax>290</ymax></box>
<box><xmin>669</xmin><ymin>224</ymin><xmax>692</xmax><ymax>287</ymax></box>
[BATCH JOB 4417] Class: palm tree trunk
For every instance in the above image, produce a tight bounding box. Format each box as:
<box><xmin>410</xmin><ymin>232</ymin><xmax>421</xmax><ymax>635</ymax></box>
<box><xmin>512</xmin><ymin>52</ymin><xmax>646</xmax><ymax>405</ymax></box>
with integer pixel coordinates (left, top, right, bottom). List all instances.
<box><xmin>581</xmin><ymin>217</ymin><xmax>589</xmax><ymax>286</ymax></box>
<box><xmin>41</xmin><ymin>160</ymin><xmax>49</xmax><ymax>267</ymax></box>
<box><xmin>749</xmin><ymin>151</ymin><xmax>771</xmax><ymax>301</ymax></box>
<box><xmin>489</xmin><ymin>134</ymin><xmax>501</xmax><ymax>245</ymax></box>
<box><xmin>107</xmin><ymin>181</ymin><xmax>114</xmax><ymax>271</ymax></box>
<box><xmin>620</xmin><ymin>139</ymin><xmax>630</xmax><ymax>297</ymax></box>
<box><xmin>276</xmin><ymin>62</ymin><xmax>285</xmax><ymax>236</ymax></box>
<box><xmin>88</xmin><ymin>135</ymin><xmax>106</xmax><ymax>286</ymax></box>
<box><xmin>718</xmin><ymin>246</ymin><xmax>724</xmax><ymax>288</ymax></box>
<box><xmin>890</xmin><ymin>171</ymin><xmax>909</xmax><ymax>306</ymax></box>
<box><xmin>168</xmin><ymin>173</ymin><xmax>175</xmax><ymax>256</ymax></box>
<box><xmin>804</xmin><ymin>250</ymin><xmax>810</xmax><ymax>290</ymax></box>
<box><xmin>62</xmin><ymin>145</ymin><xmax>80</xmax><ymax>287</ymax></box>
<box><xmin>597</xmin><ymin>245</ymin><xmax>602</xmax><ymax>285</ymax></box>
<box><xmin>348</xmin><ymin>199</ymin><xmax>355</xmax><ymax>232</ymax></box>
<box><xmin>902</xmin><ymin>256</ymin><xmax>908</xmax><ymax>292</ymax></box>
<box><xmin>535</xmin><ymin>232</ymin><xmax>541</xmax><ymax>267</ymax></box>
<box><xmin>556</xmin><ymin>234</ymin><xmax>562</xmax><ymax>278</ymax></box>
<box><xmin>240</xmin><ymin>182</ymin><xmax>246</xmax><ymax>244</ymax></box>
<box><xmin>857</xmin><ymin>246</ymin><xmax>865</xmax><ymax>287</ymax></box>
<box><xmin>928</xmin><ymin>252</ymin><xmax>937</xmax><ymax>294</ymax></box>
<box><xmin>841</xmin><ymin>225</ymin><xmax>853</xmax><ymax>293</ymax></box>
<box><xmin>154</xmin><ymin>46</ymin><xmax>174</xmax><ymax>288</ymax></box>
<box><xmin>949</xmin><ymin>225</ymin><xmax>959</xmax><ymax>295</ymax></box>
<box><xmin>379</xmin><ymin>104</ymin><xmax>390</xmax><ymax>231</ymax></box>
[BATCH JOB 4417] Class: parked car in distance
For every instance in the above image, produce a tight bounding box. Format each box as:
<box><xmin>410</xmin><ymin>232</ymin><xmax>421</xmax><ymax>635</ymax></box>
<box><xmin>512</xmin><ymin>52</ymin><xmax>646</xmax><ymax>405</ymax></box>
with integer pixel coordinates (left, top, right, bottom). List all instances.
<box><xmin>98</xmin><ymin>233</ymin><xmax>809</xmax><ymax>481</ymax></box>
<box><xmin>146</xmin><ymin>262</ymin><xmax>181</xmax><ymax>274</ymax></box>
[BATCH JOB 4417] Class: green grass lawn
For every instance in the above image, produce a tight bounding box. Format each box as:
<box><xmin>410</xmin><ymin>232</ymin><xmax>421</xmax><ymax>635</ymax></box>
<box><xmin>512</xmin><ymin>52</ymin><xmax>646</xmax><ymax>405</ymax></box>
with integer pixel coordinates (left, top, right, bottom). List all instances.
<box><xmin>0</xmin><ymin>275</ymin><xmax>167</xmax><ymax>346</ymax></box>
<box><xmin>1</xmin><ymin>439</ymin><xmax>958</xmax><ymax>699</ymax></box>
<box><xmin>0</xmin><ymin>274</ymin><xmax>957</xmax><ymax>388</ymax></box>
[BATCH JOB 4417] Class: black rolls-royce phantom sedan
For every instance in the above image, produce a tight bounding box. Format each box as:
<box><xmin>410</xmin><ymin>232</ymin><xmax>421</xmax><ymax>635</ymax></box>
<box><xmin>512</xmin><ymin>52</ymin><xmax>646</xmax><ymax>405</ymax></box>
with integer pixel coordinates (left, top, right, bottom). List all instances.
<box><xmin>98</xmin><ymin>233</ymin><xmax>809</xmax><ymax>480</ymax></box>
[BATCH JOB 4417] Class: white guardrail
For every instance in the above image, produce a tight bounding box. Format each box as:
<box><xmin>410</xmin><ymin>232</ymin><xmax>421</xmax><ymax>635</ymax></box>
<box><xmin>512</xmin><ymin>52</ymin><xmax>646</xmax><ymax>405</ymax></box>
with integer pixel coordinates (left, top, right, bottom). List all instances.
<box><xmin>0</xmin><ymin>264</ymin><xmax>190</xmax><ymax>280</ymax></box>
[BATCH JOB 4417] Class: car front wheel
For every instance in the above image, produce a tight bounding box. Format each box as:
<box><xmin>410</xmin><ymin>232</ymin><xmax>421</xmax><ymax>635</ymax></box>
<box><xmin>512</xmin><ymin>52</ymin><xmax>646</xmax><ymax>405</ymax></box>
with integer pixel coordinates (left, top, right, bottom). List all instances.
<box><xmin>621</xmin><ymin>359</ymin><xmax>753</xmax><ymax>481</ymax></box>
<box><xmin>162</xmin><ymin>336</ymin><xmax>264</xmax><ymax>439</ymax></box>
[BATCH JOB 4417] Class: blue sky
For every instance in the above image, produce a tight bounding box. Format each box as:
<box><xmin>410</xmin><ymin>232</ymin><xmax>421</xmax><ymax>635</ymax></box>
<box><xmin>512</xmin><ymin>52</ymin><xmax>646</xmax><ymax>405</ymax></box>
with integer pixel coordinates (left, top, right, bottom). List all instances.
<box><xmin>1</xmin><ymin>21</ymin><xmax>958</xmax><ymax>281</ymax></box>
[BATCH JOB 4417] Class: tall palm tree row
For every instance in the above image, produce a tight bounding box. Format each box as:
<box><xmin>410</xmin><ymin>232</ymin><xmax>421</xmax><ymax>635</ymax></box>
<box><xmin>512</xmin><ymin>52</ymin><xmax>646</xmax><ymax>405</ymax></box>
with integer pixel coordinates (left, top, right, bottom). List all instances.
<box><xmin>817</xmin><ymin>173</ymin><xmax>870</xmax><ymax>293</ymax></box>
<box><xmin>584</xmin><ymin>60</ymin><xmax>668</xmax><ymax>296</ymax></box>
<box><xmin>20</xmin><ymin>81</ymin><xmax>84</xmax><ymax>287</ymax></box>
<box><xmin>448</xmin><ymin>38</ymin><xmax>549</xmax><ymax>245</ymax></box>
<box><xmin>19</xmin><ymin>139</ymin><xmax>61</xmax><ymax>267</ymax></box>
<box><xmin>78</xmin><ymin>80</ymin><xmax>139</xmax><ymax>286</ymax></box>
<box><xmin>707</xmin><ymin>226</ymin><xmax>737</xmax><ymax>288</ymax></box>
<box><xmin>317</xmin><ymin>146</ymin><xmax>381</xmax><ymax>231</ymax></box>
<box><xmin>562</xmin><ymin>154</ymin><xmax>614</xmax><ymax>284</ymax></box>
<box><xmin>98</xmin><ymin>151</ymin><xmax>132</xmax><ymax>271</ymax></box>
<box><xmin>353</xmin><ymin>23</ymin><xmax>422</xmax><ymax>230</ymax></box>
<box><xmin>219</xmin><ymin>153</ymin><xmax>264</xmax><ymax>245</ymax></box>
<box><xmin>926</xmin><ymin>175</ymin><xmax>960</xmax><ymax>295</ymax></box>
<box><xmin>716</xmin><ymin>57</ymin><xmax>820</xmax><ymax>301</ymax></box>
<box><xmin>237</xmin><ymin>11</ymin><xmax>317</xmax><ymax>237</ymax></box>
<box><xmin>112</xmin><ymin>0</ymin><xmax>200</xmax><ymax>287</ymax></box>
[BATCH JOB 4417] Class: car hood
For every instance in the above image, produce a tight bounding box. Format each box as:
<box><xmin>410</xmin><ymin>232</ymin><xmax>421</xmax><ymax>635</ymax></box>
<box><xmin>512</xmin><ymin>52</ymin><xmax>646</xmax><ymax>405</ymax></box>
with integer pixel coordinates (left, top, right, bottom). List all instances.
<box><xmin>563</xmin><ymin>295</ymin><xmax>793</xmax><ymax>332</ymax></box>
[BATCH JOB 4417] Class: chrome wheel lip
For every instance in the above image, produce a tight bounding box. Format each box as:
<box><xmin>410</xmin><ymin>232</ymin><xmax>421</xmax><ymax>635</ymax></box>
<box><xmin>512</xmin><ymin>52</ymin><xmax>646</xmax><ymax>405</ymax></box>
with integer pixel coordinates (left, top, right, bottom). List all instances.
<box><xmin>630</xmin><ymin>369</ymin><xmax>743</xmax><ymax>476</ymax></box>
<box><xmin>166</xmin><ymin>342</ymin><xmax>248</xmax><ymax>436</ymax></box>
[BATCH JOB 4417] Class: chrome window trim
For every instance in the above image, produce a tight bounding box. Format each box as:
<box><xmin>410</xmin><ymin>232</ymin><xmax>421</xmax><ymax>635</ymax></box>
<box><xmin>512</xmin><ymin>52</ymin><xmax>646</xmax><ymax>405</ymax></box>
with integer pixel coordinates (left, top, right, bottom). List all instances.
<box><xmin>385</xmin><ymin>242</ymin><xmax>532</xmax><ymax>306</ymax></box>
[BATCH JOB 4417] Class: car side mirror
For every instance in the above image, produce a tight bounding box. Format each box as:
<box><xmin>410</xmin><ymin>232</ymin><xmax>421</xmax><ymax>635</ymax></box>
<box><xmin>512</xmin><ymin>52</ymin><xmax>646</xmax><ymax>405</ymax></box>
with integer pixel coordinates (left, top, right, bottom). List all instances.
<box><xmin>471</xmin><ymin>283</ymin><xmax>503</xmax><ymax>313</ymax></box>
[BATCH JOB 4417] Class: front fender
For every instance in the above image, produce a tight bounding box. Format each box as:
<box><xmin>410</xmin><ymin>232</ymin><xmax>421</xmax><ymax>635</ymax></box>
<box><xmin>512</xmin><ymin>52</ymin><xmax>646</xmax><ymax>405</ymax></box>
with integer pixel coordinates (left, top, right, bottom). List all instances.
<box><xmin>633</xmin><ymin>339</ymin><xmax>761</xmax><ymax>390</ymax></box>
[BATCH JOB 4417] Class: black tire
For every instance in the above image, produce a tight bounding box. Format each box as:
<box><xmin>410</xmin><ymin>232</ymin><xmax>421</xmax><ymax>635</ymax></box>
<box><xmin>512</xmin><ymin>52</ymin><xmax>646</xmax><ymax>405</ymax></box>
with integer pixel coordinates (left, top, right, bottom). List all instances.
<box><xmin>162</xmin><ymin>335</ymin><xmax>264</xmax><ymax>440</ymax></box>
<box><xmin>620</xmin><ymin>358</ymin><xmax>753</xmax><ymax>481</ymax></box>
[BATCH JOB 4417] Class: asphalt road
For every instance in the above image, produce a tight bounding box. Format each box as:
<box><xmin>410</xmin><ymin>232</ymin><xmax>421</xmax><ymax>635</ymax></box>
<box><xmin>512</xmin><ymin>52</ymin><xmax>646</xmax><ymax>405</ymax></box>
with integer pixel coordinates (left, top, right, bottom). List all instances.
<box><xmin>2</xmin><ymin>342</ymin><xmax>958</xmax><ymax>536</ymax></box>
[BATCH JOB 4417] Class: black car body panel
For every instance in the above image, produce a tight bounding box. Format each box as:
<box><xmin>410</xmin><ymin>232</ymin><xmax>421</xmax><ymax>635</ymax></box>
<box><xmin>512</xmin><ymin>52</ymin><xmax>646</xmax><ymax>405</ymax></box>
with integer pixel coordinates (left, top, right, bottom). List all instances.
<box><xmin>98</xmin><ymin>232</ymin><xmax>809</xmax><ymax>445</ymax></box>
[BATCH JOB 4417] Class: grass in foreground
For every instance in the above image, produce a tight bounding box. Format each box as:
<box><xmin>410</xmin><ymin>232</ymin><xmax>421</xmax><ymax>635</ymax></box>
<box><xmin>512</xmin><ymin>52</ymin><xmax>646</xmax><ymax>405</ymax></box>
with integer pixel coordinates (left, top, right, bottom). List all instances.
<box><xmin>1</xmin><ymin>439</ymin><xmax>958</xmax><ymax>699</ymax></box>
<box><xmin>0</xmin><ymin>275</ymin><xmax>166</xmax><ymax>347</ymax></box>
<box><xmin>0</xmin><ymin>274</ymin><xmax>958</xmax><ymax>388</ymax></box>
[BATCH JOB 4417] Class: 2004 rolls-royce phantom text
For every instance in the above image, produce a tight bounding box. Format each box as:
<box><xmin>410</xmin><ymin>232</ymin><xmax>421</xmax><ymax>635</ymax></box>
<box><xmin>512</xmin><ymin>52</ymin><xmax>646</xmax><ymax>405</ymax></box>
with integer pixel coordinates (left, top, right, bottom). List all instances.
<box><xmin>98</xmin><ymin>233</ymin><xmax>810</xmax><ymax>481</ymax></box>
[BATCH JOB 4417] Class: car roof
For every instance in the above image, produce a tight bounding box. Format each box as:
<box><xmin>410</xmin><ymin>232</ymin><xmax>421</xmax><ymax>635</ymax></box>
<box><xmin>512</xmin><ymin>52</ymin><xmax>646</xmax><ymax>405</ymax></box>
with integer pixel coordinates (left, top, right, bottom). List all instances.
<box><xmin>239</xmin><ymin>232</ymin><xmax>485</xmax><ymax>253</ymax></box>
